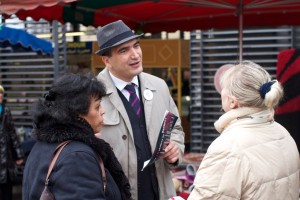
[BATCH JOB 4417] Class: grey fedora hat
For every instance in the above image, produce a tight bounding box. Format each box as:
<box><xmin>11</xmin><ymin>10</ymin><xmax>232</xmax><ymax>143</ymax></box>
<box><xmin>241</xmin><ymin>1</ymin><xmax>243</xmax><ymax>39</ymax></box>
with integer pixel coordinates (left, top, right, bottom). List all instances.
<box><xmin>95</xmin><ymin>20</ymin><xmax>143</xmax><ymax>55</ymax></box>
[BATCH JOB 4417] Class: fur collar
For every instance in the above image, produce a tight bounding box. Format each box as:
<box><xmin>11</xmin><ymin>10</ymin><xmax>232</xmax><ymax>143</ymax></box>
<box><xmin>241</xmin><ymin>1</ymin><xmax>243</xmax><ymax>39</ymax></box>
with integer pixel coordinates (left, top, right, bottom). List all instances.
<box><xmin>34</xmin><ymin>119</ymin><xmax>95</xmax><ymax>143</ymax></box>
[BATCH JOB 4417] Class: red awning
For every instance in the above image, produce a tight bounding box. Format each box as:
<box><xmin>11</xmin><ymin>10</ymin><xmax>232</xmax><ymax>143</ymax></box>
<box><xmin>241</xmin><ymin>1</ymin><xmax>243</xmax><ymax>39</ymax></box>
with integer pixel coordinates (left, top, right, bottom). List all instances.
<box><xmin>0</xmin><ymin>0</ymin><xmax>76</xmax><ymax>15</ymax></box>
<box><xmin>2</xmin><ymin>0</ymin><xmax>300</xmax><ymax>61</ymax></box>
<box><xmin>1</xmin><ymin>1</ymin><xmax>300</xmax><ymax>33</ymax></box>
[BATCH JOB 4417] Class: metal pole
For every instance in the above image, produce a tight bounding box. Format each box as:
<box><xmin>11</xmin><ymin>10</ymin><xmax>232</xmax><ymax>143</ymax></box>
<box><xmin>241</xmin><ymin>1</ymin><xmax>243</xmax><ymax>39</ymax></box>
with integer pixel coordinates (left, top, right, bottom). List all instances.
<box><xmin>238</xmin><ymin>0</ymin><xmax>243</xmax><ymax>63</ymax></box>
<box><xmin>52</xmin><ymin>20</ymin><xmax>59</xmax><ymax>80</ymax></box>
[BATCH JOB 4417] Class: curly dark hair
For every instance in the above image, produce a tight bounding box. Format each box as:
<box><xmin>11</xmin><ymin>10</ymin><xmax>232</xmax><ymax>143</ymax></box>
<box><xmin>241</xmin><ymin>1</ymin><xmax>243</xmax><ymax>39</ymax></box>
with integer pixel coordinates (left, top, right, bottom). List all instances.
<box><xmin>33</xmin><ymin>73</ymin><xmax>106</xmax><ymax>126</ymax></box>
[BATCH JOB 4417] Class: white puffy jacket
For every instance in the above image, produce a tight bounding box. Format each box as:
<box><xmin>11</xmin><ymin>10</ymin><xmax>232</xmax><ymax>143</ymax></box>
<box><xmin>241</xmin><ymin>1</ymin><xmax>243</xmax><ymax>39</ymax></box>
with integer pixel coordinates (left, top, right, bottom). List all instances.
<box><xmin>189</xmin><ymin>109</ymin><xmax>299</xmax><ymax>200</ymax></box>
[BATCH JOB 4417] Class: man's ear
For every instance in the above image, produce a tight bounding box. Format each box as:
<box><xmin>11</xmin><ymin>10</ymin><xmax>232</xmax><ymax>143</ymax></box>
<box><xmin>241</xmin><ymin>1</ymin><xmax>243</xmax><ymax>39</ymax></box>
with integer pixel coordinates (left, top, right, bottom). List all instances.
<box><xmin>230</xmin><ymin>96</ymin><xmax>239</xmax><ymax>109</ymax></box>
<box><xmin>101</xmin><ymin>56</ymin><xmax>110</xmax><ymax>66</ymax></box>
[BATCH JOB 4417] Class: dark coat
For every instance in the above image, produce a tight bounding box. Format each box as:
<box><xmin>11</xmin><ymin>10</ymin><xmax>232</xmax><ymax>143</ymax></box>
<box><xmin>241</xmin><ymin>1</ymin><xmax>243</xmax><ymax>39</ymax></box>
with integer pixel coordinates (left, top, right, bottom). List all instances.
<box><xmin>22</xmin><ymin>141</ymin><xmax>121</xmax><ymax>200</ymax></box>
<box><xmin>22</xmin><ymin>118</ymin><xmax>131</xmax><ymax>200</ymax></box>
<box><xmin>0</xmin><ymin>104</ymin><xmax>23</xmax><ymax>183</ymax></box>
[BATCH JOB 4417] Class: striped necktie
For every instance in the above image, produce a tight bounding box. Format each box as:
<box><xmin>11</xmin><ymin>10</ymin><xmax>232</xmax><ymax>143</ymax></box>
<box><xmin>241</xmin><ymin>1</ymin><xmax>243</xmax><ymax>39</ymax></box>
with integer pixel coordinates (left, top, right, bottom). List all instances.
<box><xmin>124</xmin><ymin>84</ymin><xmax>141</xmax><ymax>116</ymax></box>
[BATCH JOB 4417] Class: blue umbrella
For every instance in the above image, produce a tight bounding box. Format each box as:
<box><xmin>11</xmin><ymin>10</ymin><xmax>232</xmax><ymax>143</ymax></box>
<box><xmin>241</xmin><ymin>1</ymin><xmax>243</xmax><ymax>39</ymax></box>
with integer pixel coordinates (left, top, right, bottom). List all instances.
<box><xmin>0</xmin><ymin>24</ymin><xmax>53</xmax><ymax>54</ymax></box>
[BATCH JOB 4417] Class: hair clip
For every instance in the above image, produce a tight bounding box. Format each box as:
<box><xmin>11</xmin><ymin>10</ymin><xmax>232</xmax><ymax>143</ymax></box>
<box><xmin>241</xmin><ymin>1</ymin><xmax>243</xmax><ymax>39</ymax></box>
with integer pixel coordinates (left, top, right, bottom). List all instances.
<box><xmin>259</xmin><ymin>81</ymin><xmax>276</xmax><ymax>99</ymax></box>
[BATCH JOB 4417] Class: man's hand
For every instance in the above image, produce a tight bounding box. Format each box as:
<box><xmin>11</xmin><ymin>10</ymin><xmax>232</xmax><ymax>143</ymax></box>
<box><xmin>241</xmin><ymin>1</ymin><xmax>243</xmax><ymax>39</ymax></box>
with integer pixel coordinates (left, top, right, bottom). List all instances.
<box><xmin>16</xmin><ymin>159</ymin><xmax>23</xmax><ymax>165</ymax></box>
<box><xmin>160</xmin><ymin>141</ymin><xmax>179</xmax><ymax>164</ymax></box>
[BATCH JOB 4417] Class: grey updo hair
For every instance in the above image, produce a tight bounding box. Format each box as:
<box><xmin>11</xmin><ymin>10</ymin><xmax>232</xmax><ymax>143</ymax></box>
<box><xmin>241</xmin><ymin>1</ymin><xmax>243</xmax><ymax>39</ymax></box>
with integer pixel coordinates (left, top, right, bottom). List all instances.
<box><xmin>220</xmin><ymin>60</ymin><xmax>283</xmax><ymax>109</ymax></box>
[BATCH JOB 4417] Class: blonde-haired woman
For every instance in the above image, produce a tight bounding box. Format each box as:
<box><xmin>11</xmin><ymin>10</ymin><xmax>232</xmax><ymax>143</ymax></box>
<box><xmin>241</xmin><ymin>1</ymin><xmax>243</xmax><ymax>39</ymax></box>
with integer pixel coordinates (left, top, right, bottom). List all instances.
<box><xmin>188</xmin><ymin>61</ymin><xmax>299</xmax><ymax>200</ymax></box>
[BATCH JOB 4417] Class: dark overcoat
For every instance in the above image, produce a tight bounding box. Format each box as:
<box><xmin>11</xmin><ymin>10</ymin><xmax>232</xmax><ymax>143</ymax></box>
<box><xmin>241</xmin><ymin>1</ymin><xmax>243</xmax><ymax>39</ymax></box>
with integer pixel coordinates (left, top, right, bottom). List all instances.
<box><xmin>22</xmin><ymin>141</ymin><xmax>121</xmax><ymax>200</ymax></box>
<box><xmin>0</xmin><ymin>104</ymin><xmax>23</xmax><ymax>183</ymax></box>
<box><xmin>22</xmin><ymin>118</ymin><xmax>130</xmax><ymax>200</ymax></box>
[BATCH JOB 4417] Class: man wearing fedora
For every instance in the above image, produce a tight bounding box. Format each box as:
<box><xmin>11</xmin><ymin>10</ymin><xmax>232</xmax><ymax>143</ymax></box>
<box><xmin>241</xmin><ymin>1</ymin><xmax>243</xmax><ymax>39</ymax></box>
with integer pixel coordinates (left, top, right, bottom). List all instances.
<box><xmin>96</xmin><ymin>20</ymin><xmax>185</xmax><ymax>200</ymax></box>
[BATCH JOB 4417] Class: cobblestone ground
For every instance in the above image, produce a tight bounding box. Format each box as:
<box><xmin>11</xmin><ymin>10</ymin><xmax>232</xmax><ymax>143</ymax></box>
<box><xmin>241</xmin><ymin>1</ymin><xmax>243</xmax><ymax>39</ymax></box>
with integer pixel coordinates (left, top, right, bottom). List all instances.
<box><xmin>12</xmin><ymin>184</ymin><xmax>300</xmax><ymax>199</ymax></box>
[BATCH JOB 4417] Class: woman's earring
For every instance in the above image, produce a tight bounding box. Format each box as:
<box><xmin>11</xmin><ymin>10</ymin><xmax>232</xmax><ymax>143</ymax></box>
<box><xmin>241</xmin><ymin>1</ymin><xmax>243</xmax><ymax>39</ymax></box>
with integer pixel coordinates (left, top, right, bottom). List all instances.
<box><xmin>77</xmin><ymin>116</ymin><xmax>84</xmax><ymax>122</ymax></box>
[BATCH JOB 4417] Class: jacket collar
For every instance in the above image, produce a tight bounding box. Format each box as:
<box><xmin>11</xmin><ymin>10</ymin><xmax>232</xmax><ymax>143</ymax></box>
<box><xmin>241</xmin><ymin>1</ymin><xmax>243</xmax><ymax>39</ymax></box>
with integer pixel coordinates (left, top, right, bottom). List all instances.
<box><xmin>214</xmin><ymin>107</ymin><xmax>274</xmax><ymax>133</ymax></box>
<box><xmin>98</xmin><ymin>68</ymin><xmax>156</xmax><ymax>94</ymax></box>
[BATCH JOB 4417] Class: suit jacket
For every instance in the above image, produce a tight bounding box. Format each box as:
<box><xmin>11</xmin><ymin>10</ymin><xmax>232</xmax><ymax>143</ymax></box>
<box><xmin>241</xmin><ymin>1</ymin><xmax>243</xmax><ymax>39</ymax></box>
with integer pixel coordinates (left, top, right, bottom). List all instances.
<box><xmin>97</xmin><ymin>68</ymin><xmax>185</xmax><ymax>200</ymax></box>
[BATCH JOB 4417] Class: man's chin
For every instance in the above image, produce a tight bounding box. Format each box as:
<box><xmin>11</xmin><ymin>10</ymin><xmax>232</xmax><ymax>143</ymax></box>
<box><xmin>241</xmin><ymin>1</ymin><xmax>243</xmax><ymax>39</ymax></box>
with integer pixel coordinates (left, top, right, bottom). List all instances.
<box><xmin>136</xmin><ymin>66</ymin><xmax>143</xmax><ymax>74</ymax></box>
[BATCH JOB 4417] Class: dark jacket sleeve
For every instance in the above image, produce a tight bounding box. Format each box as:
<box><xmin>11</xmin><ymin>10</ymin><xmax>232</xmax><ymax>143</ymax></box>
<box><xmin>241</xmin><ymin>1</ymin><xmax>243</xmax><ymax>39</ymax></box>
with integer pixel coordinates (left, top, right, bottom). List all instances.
<box><xmin>4</xmin><ymin>107</ymin><xmax>24</xmax><ymax>159</ymax></box>
<box><xmin>51</xmin><ymin>150</ymin><xmax>106</xmax><ymax>200</ymax></box>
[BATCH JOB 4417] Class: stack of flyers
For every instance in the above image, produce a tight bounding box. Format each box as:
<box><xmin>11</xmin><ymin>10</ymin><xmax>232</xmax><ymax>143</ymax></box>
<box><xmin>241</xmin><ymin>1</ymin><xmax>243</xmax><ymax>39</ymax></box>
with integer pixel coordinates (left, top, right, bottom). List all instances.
<box><xmin>142</xmin><ymin>110</ymin><xmax>178</xmax><ymax>171</ymax></box>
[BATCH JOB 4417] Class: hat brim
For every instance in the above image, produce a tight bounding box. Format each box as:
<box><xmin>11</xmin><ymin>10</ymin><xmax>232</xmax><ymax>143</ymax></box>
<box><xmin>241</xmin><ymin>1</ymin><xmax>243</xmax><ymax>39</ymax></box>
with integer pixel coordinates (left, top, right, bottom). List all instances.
<box><xmin>95</xmin><ymin>33</ymin><xmax>143</xmax><ymax>55</ymax></box>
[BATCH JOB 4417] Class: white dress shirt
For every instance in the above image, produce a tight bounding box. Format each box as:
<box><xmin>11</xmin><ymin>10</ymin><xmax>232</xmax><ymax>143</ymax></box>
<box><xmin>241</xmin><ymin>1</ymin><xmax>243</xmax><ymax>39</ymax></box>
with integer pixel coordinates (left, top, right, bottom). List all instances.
<box><xmin>108</xmin><ymin>71</ymin><xmax>140</xmax><ymax>101</ymax></box>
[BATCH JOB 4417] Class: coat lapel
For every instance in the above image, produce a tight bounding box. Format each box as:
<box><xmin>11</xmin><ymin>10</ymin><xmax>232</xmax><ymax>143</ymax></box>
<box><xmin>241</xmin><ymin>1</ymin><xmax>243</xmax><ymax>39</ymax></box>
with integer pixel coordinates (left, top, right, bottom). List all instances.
<box><xmin>139</xmin><ymin>73</ymin><xmax>156</xmax><ymax>135</ymax></box>
<box><xmin>97</xmin><ymin>68</ymin><xmax>134</xmax><ymax>139</ymax></box>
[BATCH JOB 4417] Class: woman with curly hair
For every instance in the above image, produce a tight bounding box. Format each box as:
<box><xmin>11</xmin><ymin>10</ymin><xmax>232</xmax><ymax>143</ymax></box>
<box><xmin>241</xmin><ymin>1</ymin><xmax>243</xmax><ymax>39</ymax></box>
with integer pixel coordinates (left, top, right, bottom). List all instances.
<box><xmin>22</xmin><ymin>74</ymin><xmax>132</xmax><ymax>200</ymax></box>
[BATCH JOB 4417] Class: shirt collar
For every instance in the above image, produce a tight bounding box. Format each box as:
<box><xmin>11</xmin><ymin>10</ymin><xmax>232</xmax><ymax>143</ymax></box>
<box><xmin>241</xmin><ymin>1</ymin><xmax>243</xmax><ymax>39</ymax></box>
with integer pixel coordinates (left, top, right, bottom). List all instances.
<box><xmin>108</xmin><ymin>71</ymin><xmax>139</xmax><ymax>91</ymax></box>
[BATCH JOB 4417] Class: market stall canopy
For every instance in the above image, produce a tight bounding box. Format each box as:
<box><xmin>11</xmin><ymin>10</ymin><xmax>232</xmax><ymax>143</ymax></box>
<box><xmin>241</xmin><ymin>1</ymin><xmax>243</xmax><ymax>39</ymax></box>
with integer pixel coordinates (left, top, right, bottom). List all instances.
<box><xmin>2</xmin><ymin>0</ymin><xmax>300</xmax><ymax>61</ymax></box>
<box><xmin>0</xmin><ymin>24</ymin><xmax>53</xmax><ymax>54</ymax></box>
<box><xmin>0</xmin><ymin>0</ymin><xmax>76</xmax><ymax>15</ymax></box>
<box><xmin>1</xmin><ymin>0</ymin><xmax>300</xmax><ymax>33</ymax></box>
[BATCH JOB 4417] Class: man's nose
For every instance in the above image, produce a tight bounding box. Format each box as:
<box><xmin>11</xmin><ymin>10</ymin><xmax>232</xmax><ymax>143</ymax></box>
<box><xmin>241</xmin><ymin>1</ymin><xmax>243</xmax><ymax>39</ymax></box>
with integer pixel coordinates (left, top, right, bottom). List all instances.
<box><xmin>130</xmin><ymin>48</ymin><xmax>139</xmax><ymax>58</ymax></box>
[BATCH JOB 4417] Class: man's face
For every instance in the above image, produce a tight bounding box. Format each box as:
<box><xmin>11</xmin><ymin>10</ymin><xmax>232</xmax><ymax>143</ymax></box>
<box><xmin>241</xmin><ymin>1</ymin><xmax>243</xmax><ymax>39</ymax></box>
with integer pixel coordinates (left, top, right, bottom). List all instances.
<box><xmin>102</xmin><ymin>39</ymin><xmax>143</xmax><ymax>82</ymax></box>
